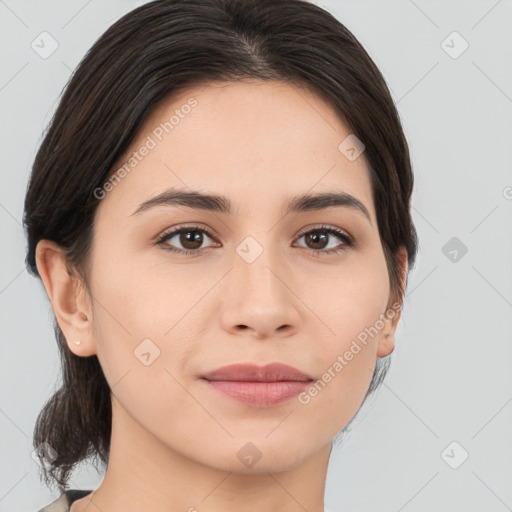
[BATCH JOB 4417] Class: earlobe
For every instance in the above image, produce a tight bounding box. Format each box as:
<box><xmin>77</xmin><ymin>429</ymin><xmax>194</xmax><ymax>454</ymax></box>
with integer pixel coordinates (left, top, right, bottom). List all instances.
<box><xmin>376</xmin><ymin>333</ymin><xmax>395</xmax><ymax>358</ymax></box>
<box><xmin>35</xmin><ymin>239</ymin><xmax>96</xmax><ymax>357</ymax></box>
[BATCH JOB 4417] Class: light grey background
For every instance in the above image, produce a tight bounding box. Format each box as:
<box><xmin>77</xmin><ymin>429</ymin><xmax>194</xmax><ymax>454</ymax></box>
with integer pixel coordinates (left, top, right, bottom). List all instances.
<box><xmin>1</xmin><ymin>0</ymin><xmax>511</xmax><ymax>511</ymax></box>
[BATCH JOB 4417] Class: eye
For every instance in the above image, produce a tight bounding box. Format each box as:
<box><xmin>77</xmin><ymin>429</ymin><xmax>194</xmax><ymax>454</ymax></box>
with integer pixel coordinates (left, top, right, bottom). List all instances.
<box><xmin>156</xmin><ymin>225</ymin><xmax>218</xmax><ymax>255</ymax></box>
<box><xmin>294</xmin><ymin>225</ymin><xmax>354</xmax><ymax>256</ymax></box>
<box><xmin>156</xmin><ymin>223</ymin><xmax>355</xmax><ymax>257</ymax></box>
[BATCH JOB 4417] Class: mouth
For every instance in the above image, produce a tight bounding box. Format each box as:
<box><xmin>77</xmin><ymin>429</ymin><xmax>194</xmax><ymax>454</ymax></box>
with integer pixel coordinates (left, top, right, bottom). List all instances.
<box><xmin>200</xmin><ymin>362</ymin><xmax>314</xmax><ymax>408</ymax></box>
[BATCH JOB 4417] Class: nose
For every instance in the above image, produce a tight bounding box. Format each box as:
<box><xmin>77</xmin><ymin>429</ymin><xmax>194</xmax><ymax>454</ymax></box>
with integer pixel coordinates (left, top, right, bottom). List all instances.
<box><xmin>219</xmin><ymin>240</ymin><xmax>301</xmax><ymax>339</ymax></box>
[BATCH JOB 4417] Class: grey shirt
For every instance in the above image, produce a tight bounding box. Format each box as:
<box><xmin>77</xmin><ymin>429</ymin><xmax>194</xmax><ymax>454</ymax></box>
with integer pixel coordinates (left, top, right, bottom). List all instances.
<box><xmin>37</xmin><ymin>489</ymin><xmax>93</xmax><ymax>512</ymax></box>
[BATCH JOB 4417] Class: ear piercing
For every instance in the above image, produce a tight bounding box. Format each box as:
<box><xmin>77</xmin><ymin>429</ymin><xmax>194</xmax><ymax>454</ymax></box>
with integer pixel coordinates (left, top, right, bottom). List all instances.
<box><xmin>76</xmin><ymin>313</ymin><xmax>87</xmax><ymax>345</ymax></box>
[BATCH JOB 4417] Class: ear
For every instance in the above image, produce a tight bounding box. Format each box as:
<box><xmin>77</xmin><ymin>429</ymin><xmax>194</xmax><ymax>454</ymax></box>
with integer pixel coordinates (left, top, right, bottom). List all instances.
<box><xmin>377</xmin><ymin>245</ymin><xmax>408</xmax><ymax>358</ymax></box>
<box><xmin>35</xmin><ymin>239</ymin><xmax>96</xmax><ymax>357</ymax></box>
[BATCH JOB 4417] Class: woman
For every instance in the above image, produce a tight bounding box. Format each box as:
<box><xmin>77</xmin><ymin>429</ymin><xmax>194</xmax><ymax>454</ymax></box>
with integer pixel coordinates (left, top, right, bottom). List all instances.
<box><xmin>24</xmin><ymin>0</ymin><xmax>418</xmax><ymax>510</ymax></box>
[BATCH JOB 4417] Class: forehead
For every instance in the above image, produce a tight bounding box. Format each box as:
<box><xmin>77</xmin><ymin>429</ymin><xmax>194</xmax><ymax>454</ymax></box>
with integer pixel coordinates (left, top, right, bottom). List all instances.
<box><xmin>97</xmin><ymin>79</ymin><xmax>375</xmax><ymax>221</ymax></box>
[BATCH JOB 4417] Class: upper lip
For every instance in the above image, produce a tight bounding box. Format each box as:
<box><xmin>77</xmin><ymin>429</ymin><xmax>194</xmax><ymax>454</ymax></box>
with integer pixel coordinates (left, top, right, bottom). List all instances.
<box><xmin>201</xmin><ymin>363</ymin><xmax>314</xmax><ymax>382</ymax></box>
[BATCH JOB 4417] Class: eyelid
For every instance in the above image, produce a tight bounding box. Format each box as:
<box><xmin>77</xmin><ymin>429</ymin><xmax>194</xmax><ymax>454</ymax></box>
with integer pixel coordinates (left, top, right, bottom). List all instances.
<box><xmin>295</xmin><ymin>223</ymin><xmax>351</xmax><ymax>239</ymax></box>
<box><xmin>155</xmin><ymin>224</ymin><xmax>218</xmax><ymax>245</ymax></box>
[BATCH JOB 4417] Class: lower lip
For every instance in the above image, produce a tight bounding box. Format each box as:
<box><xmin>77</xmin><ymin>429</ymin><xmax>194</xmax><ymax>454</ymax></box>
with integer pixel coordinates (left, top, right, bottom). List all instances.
<box><xmin>202</xmin><ymin>379</ymin><xmax>312</xmax><ymax>407</ymax></box>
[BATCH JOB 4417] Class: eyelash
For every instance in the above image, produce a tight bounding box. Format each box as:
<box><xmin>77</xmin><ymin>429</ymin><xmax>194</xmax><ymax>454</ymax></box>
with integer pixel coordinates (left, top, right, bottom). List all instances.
<box><xmin>155</xmin><ymin>224</ymin><xmax>355</xmax><ymax>257</ymax></box>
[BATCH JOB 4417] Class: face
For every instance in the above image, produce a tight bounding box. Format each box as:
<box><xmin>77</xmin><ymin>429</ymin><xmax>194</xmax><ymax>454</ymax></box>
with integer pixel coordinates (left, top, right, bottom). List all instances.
<box><xmin>79</xmin><ymin>80</ymin><xmax>404</xmax><ymax>473</ymax></box>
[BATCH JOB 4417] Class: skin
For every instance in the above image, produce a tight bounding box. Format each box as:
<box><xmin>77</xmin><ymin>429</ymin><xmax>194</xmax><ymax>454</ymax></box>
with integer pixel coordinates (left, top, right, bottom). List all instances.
<box><xmin>36</xmin><ymin>79</ymin><xmax>407</xmax><ymax>512</ymax></box>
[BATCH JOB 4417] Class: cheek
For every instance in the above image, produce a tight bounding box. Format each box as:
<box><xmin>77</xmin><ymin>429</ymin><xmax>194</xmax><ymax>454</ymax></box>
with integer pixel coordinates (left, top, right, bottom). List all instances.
<box><xmin>297</xmin><ymin>294</ymin><xmax>386</xmax><ymax>433</ymax></box>
<box><xmin>87</xmin><ymin>272</ymin><xmax>195</xmax><ymax>428</ymax></box>
<box><xmin>88</xmin><ymin>247</ymin><xmax>192</xmax><ymax>338</ymax></box>
<box><xmin>300</xmin><ymin>252</ymin><xmax>389</xmax><ymax>415</ymax></box>
<box><xmin>306</xmin><ymin>249</ymin><xmax>390</xmax><ymax>346</ymax></box>
<box><xmin>87</xmin><ymin>251</ymin><xmax>205</xmax><ymax>402</ymax></box>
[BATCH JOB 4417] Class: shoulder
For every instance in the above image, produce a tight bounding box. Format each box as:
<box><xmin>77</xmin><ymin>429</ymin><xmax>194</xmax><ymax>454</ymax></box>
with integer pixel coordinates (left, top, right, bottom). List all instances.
<box><xmin>37</xmin><ymin>489</ymin><xmax>93</xmax><ymax>512</ymax></box>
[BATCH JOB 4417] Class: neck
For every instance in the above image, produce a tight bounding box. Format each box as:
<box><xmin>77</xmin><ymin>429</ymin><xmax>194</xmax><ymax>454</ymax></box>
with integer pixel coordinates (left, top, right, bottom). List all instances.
<box><xmin>72</xmin><ymin>398</ymin><xmax>331</xmax><ymax>512</ymax></box>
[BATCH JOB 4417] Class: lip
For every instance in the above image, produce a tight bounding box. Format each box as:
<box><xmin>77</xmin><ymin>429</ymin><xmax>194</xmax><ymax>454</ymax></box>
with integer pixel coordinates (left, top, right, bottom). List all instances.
<box><xmin>201</xmin><ymin>362</ymin><xmax>313</xmax><ymax>382</ymax></box>
<box><xmin>200</xmin><ymin>363</ymin><xmax>314</xmax><ymax>408</ymax></box>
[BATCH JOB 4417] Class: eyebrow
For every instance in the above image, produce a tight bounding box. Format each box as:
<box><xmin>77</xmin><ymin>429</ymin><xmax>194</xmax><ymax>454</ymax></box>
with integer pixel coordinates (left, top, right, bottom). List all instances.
<box><xmin>131</xmin><ymin>188</ymin><xmax>372</xmax><ymax>225</ymax></box>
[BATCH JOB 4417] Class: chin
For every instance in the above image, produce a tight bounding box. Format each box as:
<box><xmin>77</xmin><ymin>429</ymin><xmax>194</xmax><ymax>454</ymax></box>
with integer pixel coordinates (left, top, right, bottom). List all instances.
<box><xmin>198</xmin><ymin>437</ymin><xmax>315</xmax><ymax>475</ymax></box>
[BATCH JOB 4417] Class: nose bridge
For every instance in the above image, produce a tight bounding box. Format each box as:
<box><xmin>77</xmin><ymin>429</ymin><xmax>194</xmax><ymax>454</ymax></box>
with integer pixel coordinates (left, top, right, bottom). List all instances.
<box><xmin>219</xmin><ymin>230</ymin><xmax>300</xmax><ymax>337</ymax></box>
<box><xmin>233</xmin><ymin>232</ymin><xmax>287</xmax><ymax>300</ymax></box>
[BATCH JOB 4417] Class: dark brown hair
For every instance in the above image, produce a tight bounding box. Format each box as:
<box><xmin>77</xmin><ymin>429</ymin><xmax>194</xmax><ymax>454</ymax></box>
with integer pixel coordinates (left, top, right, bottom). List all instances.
<box><xmin>23</xmin><ymin>0</ymin><xmax>418</xmax><ymax>492</ymax></box>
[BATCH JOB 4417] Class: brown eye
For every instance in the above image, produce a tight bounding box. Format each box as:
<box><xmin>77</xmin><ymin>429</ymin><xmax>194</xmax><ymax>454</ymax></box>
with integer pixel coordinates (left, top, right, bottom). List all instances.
<box><xmin>303</xmin><ymin>230</ymin><xmax>329</xmax><ymax>250</ymax></box>
<box><xmin>295</xmin><ymin>226</ymin><xmax>354</xmax><ymax>255</ymax></box>
<box><xmin>176</xmin><ymin>230</ymin><xmax>204</xmax><ymax>250</ymax></box>
<box><xmin>156</xmin><ymin>226</ymin><xmax>218</xmax><ymax>254</ymax></box>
